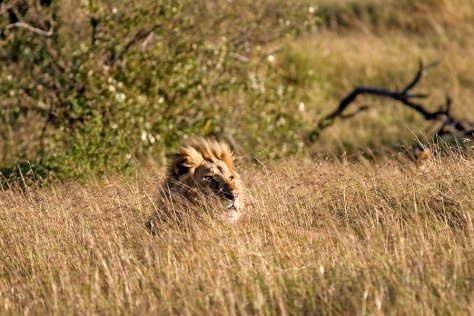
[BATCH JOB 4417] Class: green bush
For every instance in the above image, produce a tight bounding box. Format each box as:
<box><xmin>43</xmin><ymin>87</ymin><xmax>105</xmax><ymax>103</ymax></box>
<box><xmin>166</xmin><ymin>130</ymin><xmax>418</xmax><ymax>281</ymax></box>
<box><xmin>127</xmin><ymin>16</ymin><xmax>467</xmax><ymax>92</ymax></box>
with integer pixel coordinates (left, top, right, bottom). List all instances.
<box><xmin>0</xmin><ymin>0</ymin><xmax>318</xmax><ymax>180</ymax></box>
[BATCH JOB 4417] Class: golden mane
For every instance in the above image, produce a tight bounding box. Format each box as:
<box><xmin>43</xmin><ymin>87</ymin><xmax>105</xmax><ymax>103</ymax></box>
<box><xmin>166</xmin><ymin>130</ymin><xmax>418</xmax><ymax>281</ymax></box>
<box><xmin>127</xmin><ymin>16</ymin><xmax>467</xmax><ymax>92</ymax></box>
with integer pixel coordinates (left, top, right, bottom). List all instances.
<box><xmin>167</xmin><ymin>137</ymin><xmax>235</xmax><ymax>178</ymax></box>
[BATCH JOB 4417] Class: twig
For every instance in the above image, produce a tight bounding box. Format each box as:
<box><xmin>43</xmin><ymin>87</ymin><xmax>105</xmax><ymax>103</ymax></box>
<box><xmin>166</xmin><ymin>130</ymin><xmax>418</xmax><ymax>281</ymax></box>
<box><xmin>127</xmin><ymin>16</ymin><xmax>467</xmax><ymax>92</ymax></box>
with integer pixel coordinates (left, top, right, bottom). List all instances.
<box><xmin>90</xmin><ymin>16</ymin><xmax>99</xmax><ymax>49</ymax></box>
<box><xmin>5</xmin><ymin>21</ymin><xmax>54</xmax><ymax>37</ymax></box>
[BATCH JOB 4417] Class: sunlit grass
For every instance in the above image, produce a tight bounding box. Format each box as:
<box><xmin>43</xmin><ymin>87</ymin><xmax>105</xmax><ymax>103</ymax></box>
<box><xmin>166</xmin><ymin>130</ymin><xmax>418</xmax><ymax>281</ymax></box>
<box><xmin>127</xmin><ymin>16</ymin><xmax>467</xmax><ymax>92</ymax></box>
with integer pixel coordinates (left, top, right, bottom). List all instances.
<box><xmin>1</xmin><ymin>151</ymin><xmax>474</xmax><ymax>314</ymax></box>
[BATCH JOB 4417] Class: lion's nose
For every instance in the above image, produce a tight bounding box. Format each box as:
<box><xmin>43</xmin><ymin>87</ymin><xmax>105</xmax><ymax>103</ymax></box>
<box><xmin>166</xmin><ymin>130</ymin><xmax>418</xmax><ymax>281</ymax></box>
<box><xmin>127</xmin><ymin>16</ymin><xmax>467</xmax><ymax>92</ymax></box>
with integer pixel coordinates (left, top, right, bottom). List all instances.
<box><xmin>223</xmin><ymin>190</ymin><xmax>239</xmax><ymax>200</ymax></box>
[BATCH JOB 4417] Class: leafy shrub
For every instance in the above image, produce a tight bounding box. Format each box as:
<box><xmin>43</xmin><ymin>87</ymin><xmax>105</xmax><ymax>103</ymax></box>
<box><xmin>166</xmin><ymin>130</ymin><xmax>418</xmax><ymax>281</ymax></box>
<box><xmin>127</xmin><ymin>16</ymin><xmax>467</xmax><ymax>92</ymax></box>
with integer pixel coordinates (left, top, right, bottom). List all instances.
<box><xmin>0</xmin><ymin>0</ymin><xmax>318</xmax><ymax>180</ymax></box>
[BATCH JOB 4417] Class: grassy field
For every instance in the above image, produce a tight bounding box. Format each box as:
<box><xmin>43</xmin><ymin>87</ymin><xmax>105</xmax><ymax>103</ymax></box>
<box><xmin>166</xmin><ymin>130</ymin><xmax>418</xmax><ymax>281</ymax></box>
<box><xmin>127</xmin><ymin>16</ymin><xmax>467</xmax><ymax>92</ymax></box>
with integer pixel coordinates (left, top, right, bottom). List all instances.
<box><xmin>1</xmin><ymin>151</ymin><xmax>474</xmax><ymax>314</ymax></box>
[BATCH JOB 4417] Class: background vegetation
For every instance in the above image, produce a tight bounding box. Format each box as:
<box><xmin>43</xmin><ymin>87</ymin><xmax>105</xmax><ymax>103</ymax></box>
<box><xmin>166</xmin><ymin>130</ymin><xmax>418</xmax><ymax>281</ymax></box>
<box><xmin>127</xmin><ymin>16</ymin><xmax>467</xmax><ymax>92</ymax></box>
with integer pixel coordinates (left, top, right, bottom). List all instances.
<box><xmin>1</xmin><ymin>0</ymin><xmax>472</xmax><ymax>180</ymax></box>
<box><xmin>0</xmin><ymin>0</ymin><xmax>318</xmax><ymax>179</ymax></box>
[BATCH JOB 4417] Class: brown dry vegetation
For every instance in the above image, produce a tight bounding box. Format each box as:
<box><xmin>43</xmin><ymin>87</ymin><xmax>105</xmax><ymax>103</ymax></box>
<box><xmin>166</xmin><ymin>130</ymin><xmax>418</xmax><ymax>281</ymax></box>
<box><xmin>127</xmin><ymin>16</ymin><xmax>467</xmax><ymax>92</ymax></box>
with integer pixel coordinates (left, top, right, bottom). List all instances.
<box><xmin>1</xmin><ymin>151</ymin><xmax>474</xmax><ymax>315</ymax></box>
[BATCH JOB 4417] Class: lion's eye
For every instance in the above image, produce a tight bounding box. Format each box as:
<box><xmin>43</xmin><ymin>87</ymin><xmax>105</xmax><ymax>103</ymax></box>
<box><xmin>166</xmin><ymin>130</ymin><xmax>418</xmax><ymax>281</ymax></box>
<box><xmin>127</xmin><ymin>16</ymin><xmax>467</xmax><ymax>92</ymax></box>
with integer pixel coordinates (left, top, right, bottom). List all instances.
<box><xmin>204</xmin><ymin>175</ymin><xmax>216</xmax><ymax>182</ymax></box>
<box><xmin>204</xmin><ymin>175</ymin><xmax>219</xmax><ymax>189</ymax></box>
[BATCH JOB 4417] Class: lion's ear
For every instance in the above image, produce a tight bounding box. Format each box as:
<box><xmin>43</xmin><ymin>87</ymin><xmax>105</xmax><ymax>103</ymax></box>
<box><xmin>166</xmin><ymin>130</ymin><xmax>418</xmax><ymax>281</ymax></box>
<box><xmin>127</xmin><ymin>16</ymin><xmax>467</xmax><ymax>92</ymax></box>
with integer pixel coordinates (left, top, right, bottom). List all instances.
<box><xmin>171</xmin><ymin>155</ymin><xmax>194</xmax><ymax>177</ymax></box>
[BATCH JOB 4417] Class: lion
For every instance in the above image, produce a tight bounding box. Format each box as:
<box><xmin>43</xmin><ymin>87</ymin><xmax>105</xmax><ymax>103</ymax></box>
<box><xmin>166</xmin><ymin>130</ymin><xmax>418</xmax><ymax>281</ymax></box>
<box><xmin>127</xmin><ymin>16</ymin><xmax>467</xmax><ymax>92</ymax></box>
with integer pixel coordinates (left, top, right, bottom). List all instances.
<box><xmin>149</xmin><ymin>137</ymin><xmax>245</xmax><ymax>230</ymax></box>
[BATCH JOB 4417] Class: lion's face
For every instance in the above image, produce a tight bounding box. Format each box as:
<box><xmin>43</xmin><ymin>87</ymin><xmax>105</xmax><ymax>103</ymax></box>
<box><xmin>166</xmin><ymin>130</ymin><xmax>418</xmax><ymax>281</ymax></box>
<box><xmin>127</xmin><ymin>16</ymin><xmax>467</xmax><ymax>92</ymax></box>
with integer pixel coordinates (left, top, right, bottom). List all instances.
<box><xmin>164</xmin><ymin>137</ymin><xmax>244</xmax><ymax>220</ymax></box>
<box><xmin>192</xmin><ymin>158</ymin><xmax>242</xmax><ymax>211</ymax></box>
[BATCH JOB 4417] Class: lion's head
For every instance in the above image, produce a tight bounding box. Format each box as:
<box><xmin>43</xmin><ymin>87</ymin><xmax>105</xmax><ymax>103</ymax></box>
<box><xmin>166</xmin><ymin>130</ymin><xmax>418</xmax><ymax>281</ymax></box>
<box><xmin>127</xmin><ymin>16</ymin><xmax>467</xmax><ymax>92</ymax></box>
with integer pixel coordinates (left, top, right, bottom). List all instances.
<box><xmin>161</xmin><ymin>137</ymin><xmax>244</xmax><ymax>220</ymax></box>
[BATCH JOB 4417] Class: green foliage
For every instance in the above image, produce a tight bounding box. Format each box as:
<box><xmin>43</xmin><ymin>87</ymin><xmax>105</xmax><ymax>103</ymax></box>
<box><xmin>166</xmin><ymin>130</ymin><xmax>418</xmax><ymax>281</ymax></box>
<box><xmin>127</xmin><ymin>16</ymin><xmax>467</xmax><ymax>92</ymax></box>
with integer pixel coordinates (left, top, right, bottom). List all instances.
<box><xmin>0</xmin><ymin>0</ymin><xmax>318</xmax><ymax>180</ymax></box>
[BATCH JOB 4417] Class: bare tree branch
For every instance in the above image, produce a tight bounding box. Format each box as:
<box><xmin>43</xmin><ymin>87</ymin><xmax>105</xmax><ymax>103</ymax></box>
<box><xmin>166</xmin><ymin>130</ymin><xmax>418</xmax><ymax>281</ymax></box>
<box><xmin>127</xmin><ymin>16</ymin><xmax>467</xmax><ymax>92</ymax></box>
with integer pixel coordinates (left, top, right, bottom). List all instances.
<box><xmin>307</xmin><ymin>61</ymin><xmax>474</xmax><ymax>144</ymax></box>
<box><xmin>5</xmin><ymin>21</ymin><xmax>53</xmax><ymax>36</ymax></box>
<box><xmin>339</xmin><ymin>104</ymin><xmax>371</xmax><ymax>119</ymax></box>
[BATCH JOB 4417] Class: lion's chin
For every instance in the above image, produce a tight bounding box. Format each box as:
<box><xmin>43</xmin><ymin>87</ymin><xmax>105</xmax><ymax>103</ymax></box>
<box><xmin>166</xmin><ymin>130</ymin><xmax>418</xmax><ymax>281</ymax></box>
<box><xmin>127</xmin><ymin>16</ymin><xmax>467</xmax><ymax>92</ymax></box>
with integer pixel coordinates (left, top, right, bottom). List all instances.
<box><xmin>227</xmin><ymin>209</ymin><xmax>241</xmax><ymax>222</ymax></box>
<box><xmin>226</xmin><ymin>198</ymin><xmax>241</xmax><ymax>222</ymax></box>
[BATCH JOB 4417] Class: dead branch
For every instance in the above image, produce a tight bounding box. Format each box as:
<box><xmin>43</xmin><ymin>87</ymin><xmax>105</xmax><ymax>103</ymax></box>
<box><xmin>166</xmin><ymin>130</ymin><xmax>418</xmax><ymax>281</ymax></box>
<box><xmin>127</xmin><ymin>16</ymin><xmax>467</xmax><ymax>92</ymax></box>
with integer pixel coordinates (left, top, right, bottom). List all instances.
<box><xmin>307</xmin><ymin>61</ymin><xmax>474</xmax><ymax>144</ymax></box>
<box><xmin>5</xmin><ymin>21</ymin><xmax>53</xmax><ymax>36</ymax></box>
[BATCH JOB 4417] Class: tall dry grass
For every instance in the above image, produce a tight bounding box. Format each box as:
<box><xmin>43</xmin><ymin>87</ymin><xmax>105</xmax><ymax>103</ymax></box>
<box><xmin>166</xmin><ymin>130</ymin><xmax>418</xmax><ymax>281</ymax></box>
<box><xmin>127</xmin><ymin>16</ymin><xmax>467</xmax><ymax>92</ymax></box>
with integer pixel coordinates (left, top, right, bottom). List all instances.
<box><xmin>282</xmin><ymin>0</ymin><xmax>474</xmax><ymax>154</ymax></box>
<box><xmin>1</xmin><ymin>150</ymin><xmax>474</xmax><ymax>315</ymax></box>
